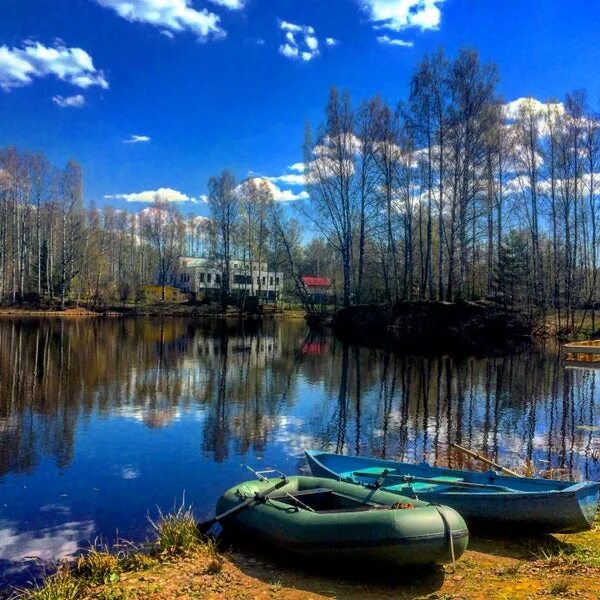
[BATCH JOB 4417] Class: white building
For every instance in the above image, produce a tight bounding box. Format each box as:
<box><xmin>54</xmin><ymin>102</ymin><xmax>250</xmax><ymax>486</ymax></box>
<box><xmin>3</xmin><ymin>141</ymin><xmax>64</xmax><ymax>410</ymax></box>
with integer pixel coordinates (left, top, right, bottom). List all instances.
<box><xmin>178</xmin><ymin>257</ymin><xmax>283</xmax><ymax>301</ymax></box>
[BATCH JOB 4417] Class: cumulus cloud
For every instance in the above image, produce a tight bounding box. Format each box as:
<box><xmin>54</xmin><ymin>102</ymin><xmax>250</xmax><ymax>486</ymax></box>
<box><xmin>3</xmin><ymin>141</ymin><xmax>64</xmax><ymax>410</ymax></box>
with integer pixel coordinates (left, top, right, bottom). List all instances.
<box><xmin>124</xmin><ymin>134</ymin><xmax>151</xmax><ymax>143</ymax></box>
<box><xmin>289</xmin><ymin>162</ymin><xmax>305</xmax><ymax>173</ymax></box>
<box><xmin>278</xmin><ymin>21</ymin><xmax>320</xmax><ymax>62</ymax></box>
<box><xmin>95</xmin><ymin>0</ymin><xmax>224</xmax><ymax>41</ymax></box>
<box><xmin>362</xmin><ymin>0</ymin><xmax>444</xmax><ymax>32</ymax></box>
<box><xmin>208</xmin><ymin>0</ymin><xmax>247</xmax><ymax>9</ymax></box>
<box><xmin>105</xmin><ymin>187</ymin><xmax>195</xmax><ymax>203</ymax></box>
<box><xmin>52</xmin><ymin>94</ymin><xmax>85</xmax><ymax>107</ymax></box>
<box><xmin>242</xmin><ymin>177</ymin><xmax>308</xmax><ymax>202</ymax></box>
<box><xmin>377</xmin><ymin>35</ymin><xmax>414</xmax><ymax>47</ymax></box>
<box><xmin>325</xmin><ymin>37</ymin><xmax>338</xmax><ymax>46</ymax></box>
<box><xmin>0</xmin><ymin>41</ymin><xmax>108</xmax><ymax>92</ymax></box>
<box><xmin>268</xmin><ymin>173</ymin><xmax>305</xmax><ymax>186</ymax></box>
<box><xmin>504</xmin><ymin>97</ymin><xmax>565</xmax><ymax>121</ymax></box>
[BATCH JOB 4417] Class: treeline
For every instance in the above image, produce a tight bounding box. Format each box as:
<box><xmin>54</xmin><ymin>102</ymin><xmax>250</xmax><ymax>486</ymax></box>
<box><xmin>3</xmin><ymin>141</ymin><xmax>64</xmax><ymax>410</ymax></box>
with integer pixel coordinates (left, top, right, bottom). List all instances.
<box><xmin>0</xmin><ymin>148</ymin><xmax>216</xmax><ymax>305</ymax></box>
<box><xmin>304</xmin><ymin>48</ymin><xmax>600</xmax><ymax>331</ymax></box>
<box><xmin>4</xmin><ymin>46</ymin><xmax>600</xmax><ymax>326</ymax></box>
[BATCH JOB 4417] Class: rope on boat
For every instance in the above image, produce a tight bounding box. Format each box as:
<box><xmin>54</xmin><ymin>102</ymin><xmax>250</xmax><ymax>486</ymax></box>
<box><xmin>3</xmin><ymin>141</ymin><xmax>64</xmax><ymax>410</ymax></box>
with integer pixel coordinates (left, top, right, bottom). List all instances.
<box><xmin>431</xmin><ymin>504</ymin><xmax>456</xmax><ymax>572</ymax></box>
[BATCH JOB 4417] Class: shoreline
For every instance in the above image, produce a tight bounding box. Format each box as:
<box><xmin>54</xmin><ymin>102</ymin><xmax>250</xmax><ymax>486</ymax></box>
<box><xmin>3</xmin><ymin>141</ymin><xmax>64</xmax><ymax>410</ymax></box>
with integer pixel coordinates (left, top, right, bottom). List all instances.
<box><xmin>9</xmin><ymin>518</ymin><xmax>600</xmax><ymax>599</ymax></box>
<box><xmin>0</xmin><ymin>306</ymin><xmax>307</xmax><ymax>319</ymax></box>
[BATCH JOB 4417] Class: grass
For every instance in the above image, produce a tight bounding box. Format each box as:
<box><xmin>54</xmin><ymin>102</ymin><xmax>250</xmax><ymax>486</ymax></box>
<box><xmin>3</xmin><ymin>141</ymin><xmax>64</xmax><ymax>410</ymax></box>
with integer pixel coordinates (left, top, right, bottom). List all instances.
<box><xmin>148</xmin><ymin>501</ymin><xmax>202</xmax><ymax>557</ymax></box>
<box><xmin>547</xmin><ymin>576</ymin><xmax>572</xmax><ymax>596</ymax></box>
<box><xmin>74</xmin><ymin>542</ymin><xmax>122</xmax><ymax>584</ymax></box>
<box><xmin>14</xmin><ymin>567</ymin><xmax>84</xmax><ymax>600</ymax></box>
<box><xmin>203</xmin><ymin>538</ymin><xmax>224</xmax><ymax>575</ymax></box>
<box><xmin>10</xmin><ymin>505</ymin><xmax>600</xmax><ymax>599</ymax></box>
<box><xmin>12</xmin><ymin>502</ymin><xmax>222</xmax><ymax>600</ymax></box>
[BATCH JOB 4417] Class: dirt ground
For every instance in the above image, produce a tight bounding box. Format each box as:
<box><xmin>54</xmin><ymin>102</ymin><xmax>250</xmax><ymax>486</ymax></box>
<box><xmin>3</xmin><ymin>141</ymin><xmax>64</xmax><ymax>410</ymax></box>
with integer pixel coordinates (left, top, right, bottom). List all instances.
<box><xmin>86</xmin><ymin>525</ymin><xmax>600</xmax><ymax>600</ymax></box>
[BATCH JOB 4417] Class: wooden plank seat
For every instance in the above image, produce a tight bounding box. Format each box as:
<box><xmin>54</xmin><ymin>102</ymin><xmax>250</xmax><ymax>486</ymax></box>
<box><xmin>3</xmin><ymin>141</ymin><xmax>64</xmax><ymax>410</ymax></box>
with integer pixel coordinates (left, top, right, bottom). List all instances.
<box><xmin>352</xmin><ymin>467</ymin><xmax>464</xmax><ymax>493</ymax></box>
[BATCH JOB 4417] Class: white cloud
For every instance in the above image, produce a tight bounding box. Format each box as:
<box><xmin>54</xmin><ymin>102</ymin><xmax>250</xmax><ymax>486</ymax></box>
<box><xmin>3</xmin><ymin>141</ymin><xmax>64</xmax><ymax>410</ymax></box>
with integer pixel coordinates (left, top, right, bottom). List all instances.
<box><xmin>504</xmin><ymin>97</ymin><xmax>565</xmax><ymax>121</ymax></box>
<box><xmin>242</xmin><ymin>177</ymin><xmax>308</xmax><ymax>202</ymax></box>
<box><xmin>208</xmin><ymin>0</ymin><xmax>247</xmax><ymax>9</ymax></box>
<box><xmin>362</xmin><ymin>0</ymin><xmax>444</xmax><ymax>32</ymax></box>
<box><xmin>325</xmin><ymin>37</ymin><xmax>338</xmax><ymax>46</ymax></box>
<box><xmin>278</xmin><ymin>20</ymin><xmax>320</xmax><ymax>62</ymax></box>
<box><xmin>0</xmin><ymin>41</ymin><xmax>108</xmax><ymax>92</ymax></box>
<box><xmin>289</xmin><ymin>162</ymin><xmax>305</xmax><ymax>172</ymax></box>
<box><xmin>124</xmin><ymin>134</ymin><xmax>151</xmax><ymax>143</ymax></box>
<box><xmin>52</xmin><ymin>94</ymin><xmax>85</xmax><ymax>108</ymax></box>
<box><xmin>268</xmin><ymin>173</ymin><xmax>305</xmax><ymax>186</ymax></box>
<box><xmin>377</xmin><ymin>35</ymin><xmax>414</xmax><ymax>47</ymax></box>
<box><xmin>95</xmin><ymin>0</ymin><xmax>224</xmax><ymax>41</ymax></box>
<box><xmin>105</xmin><ymin>187</ymin><xmax>195</xmax><ymax>203</ymax></box>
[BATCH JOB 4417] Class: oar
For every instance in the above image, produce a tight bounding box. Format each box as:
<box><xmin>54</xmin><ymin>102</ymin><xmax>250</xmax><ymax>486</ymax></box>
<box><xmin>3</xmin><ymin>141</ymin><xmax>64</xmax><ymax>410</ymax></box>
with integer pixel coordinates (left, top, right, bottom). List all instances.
<box><xmin>245</xmin><ymin>466</ymin><xmax>316</xmax><ymax>512</ymax></box>
<box><xmin>450</xmin><ymin>442</ymin><xmax>521</xmax><ymax>478</ymax></box>
<box><xmin>353</xmin><ymin>470</ymin><xmax>516</xmax><ymax>493</ymax></box>
<box><xmin>198</xmin><ymin>476</ymin><xmax>288</xmax><ymax>534</ymax></box>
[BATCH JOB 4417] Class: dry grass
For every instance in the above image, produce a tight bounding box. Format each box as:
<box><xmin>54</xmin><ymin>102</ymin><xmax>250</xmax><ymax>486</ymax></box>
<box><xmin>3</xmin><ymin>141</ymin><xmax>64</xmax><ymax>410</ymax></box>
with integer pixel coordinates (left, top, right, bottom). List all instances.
<box><xmin>148</xmin><ymin>501</ymin><xmax>202</xmax><ymax>557</ymax></box>
<box><xmin>13</xmin><ymin>566</ymin><xmax>84</xmax><ymax>600</ymax></box>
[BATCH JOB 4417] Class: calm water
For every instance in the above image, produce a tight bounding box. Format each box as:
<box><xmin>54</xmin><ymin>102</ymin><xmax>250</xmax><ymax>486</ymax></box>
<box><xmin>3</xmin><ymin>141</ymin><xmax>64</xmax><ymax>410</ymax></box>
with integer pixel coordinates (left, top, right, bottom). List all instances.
<box><xmin>0</xmin><ymin>317</ymin><xmax>599</xmax><ymax>586</ymax></box>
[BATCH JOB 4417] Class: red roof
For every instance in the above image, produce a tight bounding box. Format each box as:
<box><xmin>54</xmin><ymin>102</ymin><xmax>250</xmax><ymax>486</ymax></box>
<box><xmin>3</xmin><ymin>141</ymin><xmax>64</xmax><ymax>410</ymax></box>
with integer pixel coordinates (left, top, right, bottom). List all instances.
<box><xmin>302</xmin><ymin>276</ymin><xmax>331</xmax><ymax>288</ymax></box>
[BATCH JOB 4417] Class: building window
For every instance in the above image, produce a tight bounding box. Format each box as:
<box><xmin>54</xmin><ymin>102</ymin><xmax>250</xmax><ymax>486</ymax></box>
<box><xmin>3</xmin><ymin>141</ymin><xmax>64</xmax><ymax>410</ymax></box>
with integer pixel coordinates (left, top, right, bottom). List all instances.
<box><xmin>262</xmin><ymin>277</ymin><xmax>266</xmax><ymax>285</ymax></box>
<box><xmin>234</xmin><ymin>274</ymin><xmax>253</xmax><ymax>285</ymax></box>
<box><xmin>269</xmin><ymin>277</ymin><xmax>273</xmax><ymax>286</ymax></box>
<box><xmin>276</xmin><ymin>277</ymin><xmax>280</xmax><ymax>286</ymax></box>
<box><xmin>257</xmin><ymin>277</ymin><xmax>260</xmax><ymax>284</ymax></box>
<box><xmin>207</xmin><ymin>273</ymin><xmax>212</xmax><ymax>283</ymax></box>
<box><xmin>216</xmin><ymin>274</ymin><xmax>221</xmax><ymax>284</ymax></box>
<box><xmin>200</xmin><ymin>272</ymin><xmax>205</xmax><ymax>283</ymax></box>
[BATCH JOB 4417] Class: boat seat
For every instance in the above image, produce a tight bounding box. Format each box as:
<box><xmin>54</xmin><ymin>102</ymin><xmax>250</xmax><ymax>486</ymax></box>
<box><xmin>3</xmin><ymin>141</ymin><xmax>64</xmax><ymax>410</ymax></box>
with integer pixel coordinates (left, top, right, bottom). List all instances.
<box><xmin>270</xmin><ymin>487</ymin><xmax>332</xmax><ymax>499</ymax></box>
<box><xmin>352</xmin><ymin>468</ymin><xmax>464</xmax><ymax>493</ymax></box>
<box><xmin>385</xmin><ymin>476</ymin><xmax>464</xmax><ymax>494</ymax></box>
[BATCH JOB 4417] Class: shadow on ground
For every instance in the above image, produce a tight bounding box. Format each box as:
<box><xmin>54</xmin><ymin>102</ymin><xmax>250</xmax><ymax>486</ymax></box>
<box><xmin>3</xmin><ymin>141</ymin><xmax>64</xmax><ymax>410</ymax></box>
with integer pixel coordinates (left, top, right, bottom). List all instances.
<box><xmin>223</xmin><ymin>539</ymin><xmax>446</xmax><ymax>600</ymax></box>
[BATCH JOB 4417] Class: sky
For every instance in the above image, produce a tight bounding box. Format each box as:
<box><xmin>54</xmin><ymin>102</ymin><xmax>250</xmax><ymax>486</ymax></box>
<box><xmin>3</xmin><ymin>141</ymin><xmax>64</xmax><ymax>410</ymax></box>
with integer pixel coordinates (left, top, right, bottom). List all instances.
<box><xmin>1</xmin><ymin>0</ymin><xmax>600</xmax><ymax>218</ymax></box>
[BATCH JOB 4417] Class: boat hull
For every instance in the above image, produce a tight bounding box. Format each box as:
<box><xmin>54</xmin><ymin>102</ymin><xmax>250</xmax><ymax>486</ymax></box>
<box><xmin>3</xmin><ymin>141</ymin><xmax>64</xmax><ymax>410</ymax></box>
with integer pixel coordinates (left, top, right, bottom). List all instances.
<box><xmin>305</xmin><ymin>451</ymin><xmax>600</xmax><ymax>534</ymax></box>
<box><xmin>216</xmin><ymin>476</ymin><xmax>469</xmax><ymax>566</ymax></box>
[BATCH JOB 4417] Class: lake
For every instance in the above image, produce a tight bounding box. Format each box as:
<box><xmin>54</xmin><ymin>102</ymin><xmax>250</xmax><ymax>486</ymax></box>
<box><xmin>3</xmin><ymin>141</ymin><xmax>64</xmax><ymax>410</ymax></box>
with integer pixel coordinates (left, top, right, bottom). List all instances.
<box><xmin>0</xmin><ymin>317</ymin><xmax>598</xmax><ymax>587</ymax></box>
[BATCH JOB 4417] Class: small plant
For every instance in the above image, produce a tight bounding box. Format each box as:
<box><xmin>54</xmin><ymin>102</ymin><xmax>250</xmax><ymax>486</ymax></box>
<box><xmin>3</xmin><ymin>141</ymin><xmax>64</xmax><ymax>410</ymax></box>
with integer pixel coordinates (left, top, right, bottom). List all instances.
<box><xmin>547</xmin><ymin>576</ymin><xmax>571</xmax><ymax>596</ymax></box>
<box><xmin>121</xmin><ymin>551</ymin><xmax>158</xmax><ymax>572</ymax></box>
<box><xmin>75</xmin><ymin>542</ymin><xmax>122</xmax><ymax>584</ymax></box>
<box><xmin>526</xmin><ymin>537</ymin><xmax>576</xmax><ymax>567</ymax></box>
<box><xmin>203</xmin><ymin>538</ymin><xmax>224</xmax><ymax>575</ymax></box>
<box><xmin>15</xmin><ymin>567</ymin><xmax>83</xmax><ymax>600</ymax></box>
<box><xmin>148</xmin><ymin>501</ymin><xmax>201</xmax><ymax>556</ymax></box>
<box><xmin>497</xmin><ymin>561</ymin><xmax>521</xmax><ymax>577</ymax></box>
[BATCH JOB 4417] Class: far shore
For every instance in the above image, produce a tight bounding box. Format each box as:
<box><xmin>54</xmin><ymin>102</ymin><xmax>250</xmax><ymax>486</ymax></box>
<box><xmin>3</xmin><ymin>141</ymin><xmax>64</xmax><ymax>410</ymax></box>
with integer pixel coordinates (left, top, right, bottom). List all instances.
<box><xmin>0</xmin><ymin>305</ymin><xmax>307</xmax><ymax>319</ymax></box>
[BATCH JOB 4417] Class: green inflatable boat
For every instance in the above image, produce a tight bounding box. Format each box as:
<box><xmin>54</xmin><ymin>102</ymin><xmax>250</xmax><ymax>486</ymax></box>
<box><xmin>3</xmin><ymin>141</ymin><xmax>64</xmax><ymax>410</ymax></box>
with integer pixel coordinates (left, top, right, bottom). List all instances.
<box><xmin>215</xmin><ymin>474</ymin><xmax>469</xmax><ymax>567</ymax></box>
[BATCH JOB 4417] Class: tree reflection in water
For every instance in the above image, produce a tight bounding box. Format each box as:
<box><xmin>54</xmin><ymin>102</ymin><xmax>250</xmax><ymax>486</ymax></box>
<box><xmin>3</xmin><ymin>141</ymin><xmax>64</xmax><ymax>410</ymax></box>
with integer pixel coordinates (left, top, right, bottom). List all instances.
<box><xmin>0</xmin><ymin>318</ymin><xmax>599</xmax><ymax>582</ymax></box>
<box><xmin>0</xmin><ymin>319</ymin><xmax>598</xmax><ymax>480</ymax></box>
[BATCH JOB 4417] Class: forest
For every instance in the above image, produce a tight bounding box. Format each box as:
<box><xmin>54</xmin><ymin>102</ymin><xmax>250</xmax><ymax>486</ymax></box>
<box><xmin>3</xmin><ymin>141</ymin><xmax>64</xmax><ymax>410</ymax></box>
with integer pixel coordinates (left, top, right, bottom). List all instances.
<box><xmin>1</xmin><ymin>47</ymin><xmax>599</xmax><ymax>333</ymax></box>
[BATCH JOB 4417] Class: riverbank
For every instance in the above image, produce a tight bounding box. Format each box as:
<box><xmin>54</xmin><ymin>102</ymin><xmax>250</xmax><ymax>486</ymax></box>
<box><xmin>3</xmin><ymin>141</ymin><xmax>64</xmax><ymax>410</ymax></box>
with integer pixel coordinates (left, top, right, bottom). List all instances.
<box><xmin>0</xmin><ymin>305</ymin><xmax>307</xmax><ymax>319</ymax></box>
<box><xmin>11</xmin><ymin>513</ymin><xmax>600</xmax><ymax>600</ymax></box>
<box><xmin>332</xmin><ymin>301</ymin><xmax>533</xmax><ymax>354</ymax></box>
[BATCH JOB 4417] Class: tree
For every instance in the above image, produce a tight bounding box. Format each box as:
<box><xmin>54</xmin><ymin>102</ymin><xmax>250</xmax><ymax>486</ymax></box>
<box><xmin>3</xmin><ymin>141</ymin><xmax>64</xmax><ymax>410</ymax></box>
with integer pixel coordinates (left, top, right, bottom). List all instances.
<box><xmin>494</xmin><ymin>230</ymin><xmax>530</xmax><ymax>308</ymax></box>
<box><xmin>140</xmin><ymin>201</ymin><xmax>184</xmax><ymax>301</ymax></box>
<box><xmin>305</xmin><ymin>88</ymin><xmax>357</xmax><ymax>307</ymax></box>
<box><xmin>208</xmin><ymin>171</ymin><xmax>238</xmax><ymax>305</ymax></box>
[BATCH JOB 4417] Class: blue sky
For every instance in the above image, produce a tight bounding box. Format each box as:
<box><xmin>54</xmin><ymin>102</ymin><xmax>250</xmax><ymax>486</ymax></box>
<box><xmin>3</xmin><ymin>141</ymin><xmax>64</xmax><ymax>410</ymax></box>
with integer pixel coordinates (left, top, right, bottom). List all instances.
<box><xmin>1</xmin><ymin>0</ymin><xmax>600</xmax><ymax>218</ymax></box>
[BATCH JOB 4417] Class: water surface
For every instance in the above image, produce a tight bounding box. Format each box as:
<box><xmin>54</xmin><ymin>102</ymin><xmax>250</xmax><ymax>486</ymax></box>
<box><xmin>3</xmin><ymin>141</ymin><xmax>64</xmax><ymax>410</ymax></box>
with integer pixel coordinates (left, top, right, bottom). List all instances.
<box><xmin>0</xmin><ymin>317</ymin><xmax>598</xmax><ymax>586</ymax></box>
